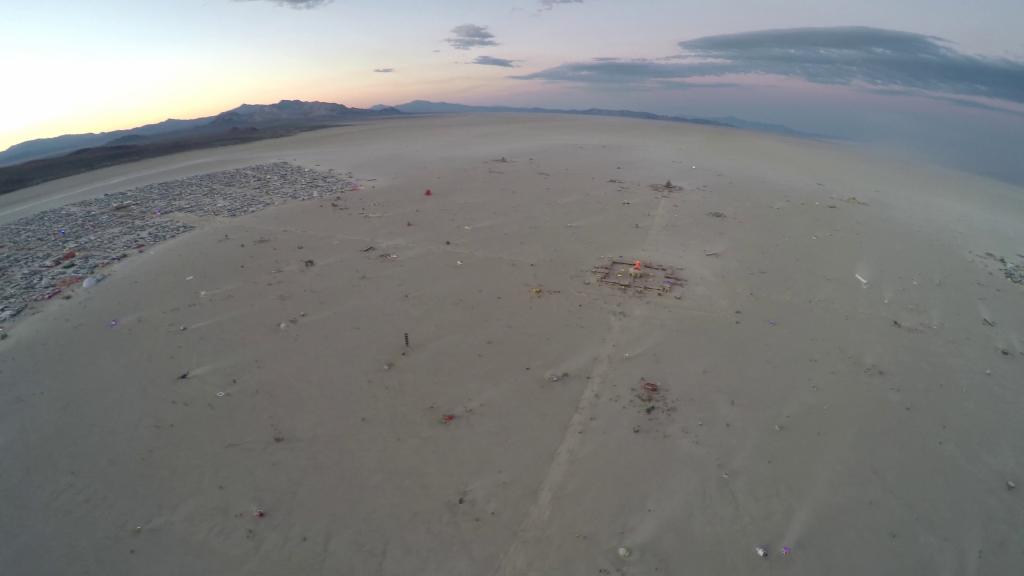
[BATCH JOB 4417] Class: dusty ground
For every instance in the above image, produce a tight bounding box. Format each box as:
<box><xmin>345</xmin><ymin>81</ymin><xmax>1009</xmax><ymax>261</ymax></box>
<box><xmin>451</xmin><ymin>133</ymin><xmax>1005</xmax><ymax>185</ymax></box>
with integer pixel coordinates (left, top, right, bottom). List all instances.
<box><xmin>1</xmin><ymin>114</ymin><xmax>1022</xmax><ymax>575</ymax></box>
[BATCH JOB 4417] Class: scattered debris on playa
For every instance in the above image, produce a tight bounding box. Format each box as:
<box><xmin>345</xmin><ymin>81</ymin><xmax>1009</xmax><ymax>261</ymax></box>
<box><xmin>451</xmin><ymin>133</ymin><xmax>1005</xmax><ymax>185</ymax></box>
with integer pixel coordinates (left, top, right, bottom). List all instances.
<box><xmin>629</xmin><ymin>378</ymin><xmax>677</xmax><ymax>421</ymax></box>
<box><xmin>4</xmin><ymin>114</ymin><xmax>1023</xmax><ymax>575</ymax></box>
<box><xmin>649</xmin><ymin>179</ymin><xmax>683</xmax><ymax>193</ymax></box>
<box><xmin>0</xmin><ymin>162</ymin><xmax>356</xmax><ymax>325</ymax></box>
<box><xmin>972</xmin><ymin>251</ymin><xmax>1024</xmax><ymax>285</ymax></box>
<box><xmin>530</xmin><ymin>286</ymin><xmax>561</xmax><ymax>297</ymax></box>
<box><xmin>1004</xmin><ymin>262</ymin><xmax>1023</xmax><ymax>284</ymax></box>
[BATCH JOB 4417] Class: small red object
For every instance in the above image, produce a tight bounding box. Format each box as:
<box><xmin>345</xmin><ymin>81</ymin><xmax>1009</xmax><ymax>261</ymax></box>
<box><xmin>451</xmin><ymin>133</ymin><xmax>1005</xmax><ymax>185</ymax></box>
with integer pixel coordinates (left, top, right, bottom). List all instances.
<box><xmin>642</xmin><ymin>382</ymin><xmax>659</xmax><ymax>393</ymax></box>
<box><xmin>441</xmin><ymin>414</ymin><xmax>455</xmax><ymax>423</ymax></box>
<box><xmin>633</xmin><ymin>260</ymin><xmax>642</xmax><ymax>270</ymax></box>
<box><xmin>424</xmin><ymin>189</ymin><xmax>432</xmax><ymax>196</ymax></box>
<box><xmin>61</xmin><ymin>250</ymin><xmax>77</xmax><ymax>261</ymax></box>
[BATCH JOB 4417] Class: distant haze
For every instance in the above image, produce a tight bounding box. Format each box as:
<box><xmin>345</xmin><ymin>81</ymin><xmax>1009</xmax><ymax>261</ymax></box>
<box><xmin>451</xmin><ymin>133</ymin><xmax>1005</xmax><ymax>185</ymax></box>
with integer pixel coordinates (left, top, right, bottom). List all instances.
<box><xmin>3</xmin><ymin>1</ymin><xmax>1024</xmax><ymax>184</ymax></box>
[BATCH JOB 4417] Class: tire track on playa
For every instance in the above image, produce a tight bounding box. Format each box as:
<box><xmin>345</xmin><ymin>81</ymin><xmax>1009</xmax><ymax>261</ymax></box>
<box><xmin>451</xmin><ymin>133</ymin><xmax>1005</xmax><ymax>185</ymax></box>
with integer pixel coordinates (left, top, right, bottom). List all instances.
<box><xmin>493</xmin><ymin>194</ymin><xmax>673</xmax><ymax>575</ymax></box>
<box><xmin>493</xmin><ymin>312</ymin><xmax>624</xmax><ymax>576</ymax></box>
<box><xmin>644</xmin><ymin>194</ymin><xmax>674</xmax><ymax>255</ymax></box>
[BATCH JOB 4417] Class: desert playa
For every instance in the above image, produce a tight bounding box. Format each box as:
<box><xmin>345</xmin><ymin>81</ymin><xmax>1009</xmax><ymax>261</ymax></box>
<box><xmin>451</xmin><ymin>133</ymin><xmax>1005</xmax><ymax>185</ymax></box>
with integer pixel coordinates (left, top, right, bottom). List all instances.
<box><xmin>1</xmin><ymin>114</ymin><xmax>1022</xmax><ymax>574</ymax></box>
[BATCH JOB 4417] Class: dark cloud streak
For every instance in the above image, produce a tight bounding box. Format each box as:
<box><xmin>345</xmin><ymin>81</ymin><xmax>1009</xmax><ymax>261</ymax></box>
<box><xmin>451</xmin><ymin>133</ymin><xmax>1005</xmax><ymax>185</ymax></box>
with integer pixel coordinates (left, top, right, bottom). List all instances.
<box><xmin>511</xmin><ymin>59</ymin><xmax>726</xmax><ymax>85</ymax></box>
<box><xmin>446</xmin><ymin>24</ymin><xmax>498</xmax><ymax>50</ymax></box>
<box><xmin>234</xmin><ymin>0</ymin><xmax>332</xmax><ymax>9</ymax></box>
<box><xmin>540</xmin><ymin>0</ymin><xmax>583</xmax><ymax>9</ymax></box>
<box><xmin>473</xmin><ymin>56</ymin><xmax>518</xmax><ymax>68</ymax></box>
<box><xmin>515</xmin><ymin>27</ymin><xmax>1024</xmax><ymax>105</ymax></box>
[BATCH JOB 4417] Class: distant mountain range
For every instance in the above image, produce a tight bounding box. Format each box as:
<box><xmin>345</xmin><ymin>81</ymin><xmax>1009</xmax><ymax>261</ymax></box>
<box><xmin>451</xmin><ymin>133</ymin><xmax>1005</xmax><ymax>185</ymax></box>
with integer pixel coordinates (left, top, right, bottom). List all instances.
<box><xmin>0</xmin><ymin>118</ymin><xmax>211</xmax><ymax>167</ymax></box>
<box><xmin>0</xmin><ymin>100</ymin><xmax>401</xmax><ymax>168</ymax></box>
<box><xmin>377</xmin><ymin>100</ymin><xmax>828</xmax><ymax>140</ymax></box>
<box><xmin>0</xmin><ymin>101</ymin><xmax>401</xmax><ymax>194</ymax></box>
<box><xmin>0</xmin><ymin>98</ymin><xmax>825</xmax><ymax>194</ymax></box>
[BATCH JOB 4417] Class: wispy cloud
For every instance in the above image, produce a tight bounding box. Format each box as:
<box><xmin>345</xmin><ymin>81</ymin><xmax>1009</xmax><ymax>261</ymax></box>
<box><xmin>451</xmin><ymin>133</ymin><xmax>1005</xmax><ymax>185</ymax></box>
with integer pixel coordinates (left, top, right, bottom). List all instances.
<box><xmin>374</xmin><ymin>68</ymin><xmax>395</xmax><ymax>73</ymax></box>
<box><xmin>864</xmin><ymin>88</ymin><xmax>1024</xmax><ymax>117</ymax></box>
<box><xmin>927</xmin><ymin>96</ymin><xmax>1024</xmax><ymax>117</ymax></box>
<box><xmin>473</xmin><ymin>56</ymin><xmax>518</xmax><ymax>68</ymax></box>
<box><xmin>514</xmin><ymin>27</ymin><xmax>1024</xmax><ymax>105</ymax></box>
<box><xmin>512</xmin><ymin>58</ymin><xmax>725</xmax><ymax>85</ymax></box>
<box><xmin>540</xmin><ymin>0</ymin><xmax>583</xmax><ymax>9</ymax></box>
<box><xmin>234</xmin><ymin>0</ymin><xmax>332</xmax><ymax>8</ymax></box>
<box><xmin>446</xmin><ymin>24</ymin><xmax>498</xmax><ymax>50</ymax></box>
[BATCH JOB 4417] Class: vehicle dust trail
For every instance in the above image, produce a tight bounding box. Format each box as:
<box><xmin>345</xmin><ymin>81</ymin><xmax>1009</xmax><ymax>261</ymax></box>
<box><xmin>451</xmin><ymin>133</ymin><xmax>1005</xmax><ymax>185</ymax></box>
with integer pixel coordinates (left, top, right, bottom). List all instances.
<box><xmin>492</xmin><ymin>311</ymin><xmax>625</xmax><ymax>576</ymax></box>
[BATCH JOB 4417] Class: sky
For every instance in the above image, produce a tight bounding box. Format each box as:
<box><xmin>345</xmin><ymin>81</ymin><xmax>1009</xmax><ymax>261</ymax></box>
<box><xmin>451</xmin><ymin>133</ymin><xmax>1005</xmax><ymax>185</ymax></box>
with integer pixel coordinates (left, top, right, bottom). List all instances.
<box><xmin>3</xmin><ymin>0</ymin><xmax>1024</xmax><ymax>181</ymax></box>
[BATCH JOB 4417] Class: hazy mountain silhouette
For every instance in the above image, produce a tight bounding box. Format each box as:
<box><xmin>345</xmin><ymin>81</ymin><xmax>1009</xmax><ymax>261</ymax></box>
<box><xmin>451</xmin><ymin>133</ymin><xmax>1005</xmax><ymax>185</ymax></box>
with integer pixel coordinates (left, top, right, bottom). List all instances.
<box><xmin>0</xmin><ymin>118</ymin><xmax>210</xmax><ymax>167</ymax></box>
<box><xmin>0</xmin><ymin>101</ymin><xmax>402</xmax><ymax>193</ymax></box>
<box><xmin>0</xmin><ymin>100</ymin><xmax>401</xmax><ymax>168</ymax></box>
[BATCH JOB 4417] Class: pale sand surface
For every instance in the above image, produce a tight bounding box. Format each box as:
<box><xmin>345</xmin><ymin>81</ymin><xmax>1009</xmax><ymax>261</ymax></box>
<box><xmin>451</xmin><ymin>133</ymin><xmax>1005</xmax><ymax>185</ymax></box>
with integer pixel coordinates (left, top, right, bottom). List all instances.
<box><xmin>1</xmin><ymin>114</ymin><xmax>1023</xmax><ymax>574</ymax></box>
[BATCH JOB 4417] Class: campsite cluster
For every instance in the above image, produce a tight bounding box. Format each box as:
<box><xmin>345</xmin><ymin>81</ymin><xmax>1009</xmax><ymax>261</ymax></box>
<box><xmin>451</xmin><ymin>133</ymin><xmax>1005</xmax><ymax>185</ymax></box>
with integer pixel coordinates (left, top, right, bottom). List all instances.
<box><xmin>0</xmin><ymin>162</ymin><xmax>355</xmax><ymax>322</ymax></box>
